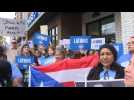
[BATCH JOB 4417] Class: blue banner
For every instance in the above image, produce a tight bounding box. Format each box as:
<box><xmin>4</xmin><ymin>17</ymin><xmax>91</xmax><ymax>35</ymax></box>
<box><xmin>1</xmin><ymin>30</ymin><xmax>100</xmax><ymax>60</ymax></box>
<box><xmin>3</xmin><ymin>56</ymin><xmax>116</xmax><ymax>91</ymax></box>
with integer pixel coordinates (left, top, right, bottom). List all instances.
<box><xmin>16</xmin><ymin>55</ymin><xmax>34</xmax><ymax>69</ymax></box>
<box><xmin>69</xmin><ymin>36</ymin><xmax>91</xmax><ymax>51</ymax></box>
<box><xmin>27</xmin><ymin>12</ymin><xmax>39</xmax><ymax>26</ymax></box>
<box><xmin>113</xmin><ymin>43</ymin><xmax>124</xmax><ymax>58</ymax></box>
<box><xmin>32</xmin><ymin>32</ymin><xmax>51</xmax><ymax>48</ymax></box>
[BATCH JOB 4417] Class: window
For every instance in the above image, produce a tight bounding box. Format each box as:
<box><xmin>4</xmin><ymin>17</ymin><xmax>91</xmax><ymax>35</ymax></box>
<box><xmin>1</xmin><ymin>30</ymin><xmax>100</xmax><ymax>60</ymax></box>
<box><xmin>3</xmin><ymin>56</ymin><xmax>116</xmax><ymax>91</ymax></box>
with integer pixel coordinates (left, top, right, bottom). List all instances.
<box><xmin>86</xmin><ymin>21</ymin><xmax>100</xmax><ymax>36</ymax></box>
<box><xmin>101</xmin><ymin>16</ymin><xmax>115</xmax><ymax>35</ymax></box>
<box><xmin>86</xmin><ymin>15</ymin><xmax>115</xmax><ymax>43</ymax></box>
<box><xmin>48</xmin><ymin>26</ymin><xmax>58</xmax><ymax>45</ymax></box>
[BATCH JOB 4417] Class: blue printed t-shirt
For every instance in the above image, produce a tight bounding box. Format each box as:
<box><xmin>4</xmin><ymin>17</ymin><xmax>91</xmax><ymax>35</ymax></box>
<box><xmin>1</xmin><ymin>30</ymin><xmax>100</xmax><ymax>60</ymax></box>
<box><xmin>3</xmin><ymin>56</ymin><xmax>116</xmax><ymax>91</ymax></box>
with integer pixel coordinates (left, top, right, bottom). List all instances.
<box><xmin>38</xmin><ymin>56</ymin><xmax>56</xmax><ymax>66</ymax></box>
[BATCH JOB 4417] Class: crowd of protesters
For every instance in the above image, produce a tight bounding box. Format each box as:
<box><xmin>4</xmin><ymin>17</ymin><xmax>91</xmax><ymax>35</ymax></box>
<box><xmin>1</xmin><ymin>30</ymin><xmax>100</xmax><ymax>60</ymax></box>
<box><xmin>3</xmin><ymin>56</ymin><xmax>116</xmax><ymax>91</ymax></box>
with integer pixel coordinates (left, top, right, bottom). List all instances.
<box><xmin>0</xmin><ymin>35</ymin><xmax>134</xmax><ymax>87</ymax></box>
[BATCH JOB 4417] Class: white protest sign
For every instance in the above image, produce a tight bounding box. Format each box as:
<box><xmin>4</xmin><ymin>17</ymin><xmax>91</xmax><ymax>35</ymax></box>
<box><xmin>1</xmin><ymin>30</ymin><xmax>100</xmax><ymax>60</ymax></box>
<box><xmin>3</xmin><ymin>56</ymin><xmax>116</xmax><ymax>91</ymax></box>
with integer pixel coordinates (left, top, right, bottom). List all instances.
<box><xmin>91</xmin><ymin>38</ymin><xmax>105</xmax><ymax>50</ymax></box>
<box><xmin>40</xmin><ymin>25</ymin><xmax>48</xmax><ymax>35</ymax></box>
<box><xmin>0</xmin><ymin>18</ymin><xmax>25</xmax><ymax>36</ymax></box>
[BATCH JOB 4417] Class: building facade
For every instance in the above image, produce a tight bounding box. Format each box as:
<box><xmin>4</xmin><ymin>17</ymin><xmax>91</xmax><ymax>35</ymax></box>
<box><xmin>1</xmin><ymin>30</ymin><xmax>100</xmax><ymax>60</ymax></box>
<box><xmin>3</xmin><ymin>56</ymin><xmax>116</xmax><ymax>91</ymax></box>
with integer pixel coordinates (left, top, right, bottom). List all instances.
<box><xmin>24</xmin><ymin>12</ymin><xmax>134</xmax><ymax>54</ymax></box>
<box><xmin>15</xmin><ymin>12</ymin><xmax>31</xmax><ymax>21</ymax></box>
<box><xmin>82</xmin><ymin>12</ymin><xmax>122</xmax><ymax>43</ymax></box>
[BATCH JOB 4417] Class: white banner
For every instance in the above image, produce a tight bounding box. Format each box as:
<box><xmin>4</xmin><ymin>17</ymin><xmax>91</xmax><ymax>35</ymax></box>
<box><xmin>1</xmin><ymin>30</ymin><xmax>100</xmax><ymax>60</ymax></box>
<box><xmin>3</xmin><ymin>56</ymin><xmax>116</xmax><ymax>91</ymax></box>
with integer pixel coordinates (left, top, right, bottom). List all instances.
<box><xmin>0</xmin><ymin>18</ymin><xmax>25</xmax><ymax>36</ymax></box>
<box><xmin>91</xmin><ymin>38</ymin><xmax>105</xmax><ymax>50</ymax></box>
<box><xmin>40</xmin><ymin>25</ymin><xmax>48</xmax><ymax>35</ymax></box>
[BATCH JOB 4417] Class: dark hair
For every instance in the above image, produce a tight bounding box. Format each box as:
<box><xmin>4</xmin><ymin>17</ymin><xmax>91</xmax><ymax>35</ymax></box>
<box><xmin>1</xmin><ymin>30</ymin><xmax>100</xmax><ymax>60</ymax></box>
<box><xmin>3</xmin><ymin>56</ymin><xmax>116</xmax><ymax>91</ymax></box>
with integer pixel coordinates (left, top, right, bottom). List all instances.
<box><xmin>0</xmin><ymin>60</ymin><xmax>12</xmax><ymax>86</ymax></box>
<box><xmin>99</xmin><ymin>44</ymin><xmax>117</xmax><ymax>61</ymax></box>
<box><xmin>48</xmin><ymin>45</ymin><xmax>55</xmax><ymax>51</ymax></box>
<box><xmin>0</xmin><ymin>46</ymin><xmax>7</xmax><ymax>60</ymax></box>
<box><xmin>0</xmin><ymin>46</ymin><xmax>4</xmax><ymax>54</ymax></box>
<box><xmin>20</xmin><ymin>44</ymin><xmax>31</xmax><ymax>55</ymax></box>
<box><xmin>48</xmin><ymin>45</ymin><xmax>55</xmax><ymax>55</ymax></box>
<box><xmin>87</xmin><ymin>44</ymin><xmax>124</xmax><ymax>80</ymax></box>
<box><xmin>22</xmin><ymin>44</ymin><xmax>29</xmax><ymax>48</ymax></box>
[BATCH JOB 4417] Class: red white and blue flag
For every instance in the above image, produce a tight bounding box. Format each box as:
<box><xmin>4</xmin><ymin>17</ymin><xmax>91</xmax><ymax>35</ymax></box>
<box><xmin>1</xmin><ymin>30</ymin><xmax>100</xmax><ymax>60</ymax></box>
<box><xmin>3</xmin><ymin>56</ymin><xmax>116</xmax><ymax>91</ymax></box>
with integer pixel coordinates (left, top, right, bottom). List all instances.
<box><xmin>29</xmin><ymin>54</ymin><xmax>99</xmax><ymax>87</ymax></box>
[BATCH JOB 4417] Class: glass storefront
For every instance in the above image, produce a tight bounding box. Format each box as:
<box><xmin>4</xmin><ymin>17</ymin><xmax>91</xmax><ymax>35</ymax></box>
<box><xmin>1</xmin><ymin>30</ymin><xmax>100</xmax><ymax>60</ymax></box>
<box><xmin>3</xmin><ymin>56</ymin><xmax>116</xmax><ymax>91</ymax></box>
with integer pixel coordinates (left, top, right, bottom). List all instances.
<box><xmin>86</xmin><ymin>15</ymin><xmax>116</xmax><ymax>43</ymax></box>
<box><xmin>48</xmin><ymin>26</ymin><xmax>58</xmax><ymax>46</ymax></box>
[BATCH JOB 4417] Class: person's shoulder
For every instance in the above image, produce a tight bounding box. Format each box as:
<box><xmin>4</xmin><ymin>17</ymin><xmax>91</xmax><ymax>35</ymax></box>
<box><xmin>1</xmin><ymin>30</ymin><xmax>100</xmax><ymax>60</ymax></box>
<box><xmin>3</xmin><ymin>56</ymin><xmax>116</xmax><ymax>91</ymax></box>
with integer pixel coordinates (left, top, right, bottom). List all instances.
<box><xmin>87</xmin><ymin>67</ymin><xmax>98</xmax><ymax>80</ymax></box>
<box><xmin>0</xmin><ymin>60</ymin><xmax>11</xmax><ymax>68</ymax></box>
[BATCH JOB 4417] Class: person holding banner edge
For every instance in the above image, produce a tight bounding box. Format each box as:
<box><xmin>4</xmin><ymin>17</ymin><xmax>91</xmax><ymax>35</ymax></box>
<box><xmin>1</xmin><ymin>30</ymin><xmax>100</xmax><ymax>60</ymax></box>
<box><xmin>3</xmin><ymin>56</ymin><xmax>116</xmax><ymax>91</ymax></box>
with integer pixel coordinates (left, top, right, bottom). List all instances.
<box><xmin>16</xmin><ymin>44</ymin><xmax>35</xmax><ymax>87</ymax></box>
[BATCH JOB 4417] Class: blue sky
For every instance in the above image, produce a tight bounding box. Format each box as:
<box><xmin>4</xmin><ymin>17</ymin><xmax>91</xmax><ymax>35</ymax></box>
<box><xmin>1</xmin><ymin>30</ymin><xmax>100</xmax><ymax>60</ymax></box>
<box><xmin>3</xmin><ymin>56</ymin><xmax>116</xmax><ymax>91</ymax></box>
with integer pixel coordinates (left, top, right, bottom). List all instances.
<box><xmin>0</xmin><ymin>12</ymin><xmax>15</xmax><ymax>19</ymax></box>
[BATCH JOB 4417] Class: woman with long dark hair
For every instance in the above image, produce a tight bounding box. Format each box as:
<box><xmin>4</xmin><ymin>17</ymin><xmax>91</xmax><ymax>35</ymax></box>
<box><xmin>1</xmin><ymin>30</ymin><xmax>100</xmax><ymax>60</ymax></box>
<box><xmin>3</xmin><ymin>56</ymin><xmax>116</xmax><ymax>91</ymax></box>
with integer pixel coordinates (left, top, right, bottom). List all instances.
<box><xmin>87</xmin><ymin>44</ymin><xmax>124</xmax><ymax>80</ymax></box>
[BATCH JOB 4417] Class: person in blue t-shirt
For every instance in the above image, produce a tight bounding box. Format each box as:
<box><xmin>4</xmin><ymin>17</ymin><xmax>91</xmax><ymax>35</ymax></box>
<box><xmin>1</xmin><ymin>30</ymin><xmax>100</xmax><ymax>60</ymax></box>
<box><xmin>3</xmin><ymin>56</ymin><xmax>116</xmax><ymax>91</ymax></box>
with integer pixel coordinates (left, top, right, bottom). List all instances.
<box><xmin>37</xmin><ymin>44</ymin><xmax>50</xmax><ymax>66</ymax></box>
<box><xmin>33</xmin><ymin>49</ymin><xmax>41</xmax><ymax>66</ymax></box>
<box><xmin>39</xmin><ymin>56</ymin><xmax>56</xmax><ymax>66</ymax></box>
<box><xmin>16</xmin><ymin>44</ymin><xmax>35</xmax><ymax>87</ymax></box>
<box><xmin>39</xmin><ymin>45</ymin><xmax>56</xmax><ymax>66</ymax></box>
<box><xmin>117</xmin><ymin>36</ymin><xmax>134</xmax><ymax>67</ymax></box>
<box><xmin>37</xmin><ymin>44</ymin><xmax>48</xmax><ymax>57</ymax></box>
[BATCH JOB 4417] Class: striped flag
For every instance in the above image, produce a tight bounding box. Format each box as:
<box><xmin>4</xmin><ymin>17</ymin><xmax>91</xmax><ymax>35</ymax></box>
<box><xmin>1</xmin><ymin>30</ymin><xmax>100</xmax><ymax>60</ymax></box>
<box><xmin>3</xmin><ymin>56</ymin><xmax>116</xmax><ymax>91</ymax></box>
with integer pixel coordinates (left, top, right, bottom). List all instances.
<box><xmin>29</xmin><ymin>54</ymin><xmax>99</xmax><ymax>87</ymax></box>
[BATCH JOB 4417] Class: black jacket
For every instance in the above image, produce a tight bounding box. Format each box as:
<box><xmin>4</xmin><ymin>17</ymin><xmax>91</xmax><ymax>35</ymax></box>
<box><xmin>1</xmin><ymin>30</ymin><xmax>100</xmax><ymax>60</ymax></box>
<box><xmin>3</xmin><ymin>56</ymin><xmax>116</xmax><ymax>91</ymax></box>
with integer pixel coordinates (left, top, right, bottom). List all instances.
<box><xmin>87</xmin><ymin>63</ymin><xmax>124</xmax><ymax>80</ymax></box>
<box><xmin>0</xmin><ymin>60</ymin><xmax>12</xmax><ymax>86</ymax></box>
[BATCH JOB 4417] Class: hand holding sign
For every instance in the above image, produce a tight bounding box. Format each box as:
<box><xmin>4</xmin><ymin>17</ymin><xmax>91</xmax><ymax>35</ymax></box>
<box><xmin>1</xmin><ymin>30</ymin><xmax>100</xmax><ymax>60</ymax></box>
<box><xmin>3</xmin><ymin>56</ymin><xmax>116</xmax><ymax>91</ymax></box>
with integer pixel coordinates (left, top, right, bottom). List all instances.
<box><xmin>16</xmin><ymin>55</ymin><xmax>34</xmax><ymax>70</ymax></box>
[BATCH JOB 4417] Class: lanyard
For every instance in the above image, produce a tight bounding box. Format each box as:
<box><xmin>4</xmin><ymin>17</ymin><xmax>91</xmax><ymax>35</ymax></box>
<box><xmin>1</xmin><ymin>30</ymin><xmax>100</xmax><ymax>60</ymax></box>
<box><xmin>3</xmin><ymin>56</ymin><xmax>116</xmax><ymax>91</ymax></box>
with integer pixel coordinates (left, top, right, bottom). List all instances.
<box><xmin>104</xmin><ymin>70</ymin><xmax>109</xmax><ymax>80</ymax></box>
